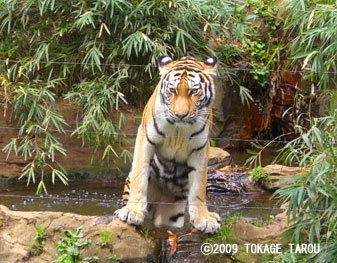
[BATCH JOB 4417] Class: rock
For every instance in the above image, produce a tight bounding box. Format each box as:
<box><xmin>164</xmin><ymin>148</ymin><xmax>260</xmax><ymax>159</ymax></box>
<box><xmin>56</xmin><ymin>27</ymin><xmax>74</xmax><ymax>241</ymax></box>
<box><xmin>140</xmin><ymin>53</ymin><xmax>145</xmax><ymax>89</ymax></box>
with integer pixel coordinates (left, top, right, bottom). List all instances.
<box><xmin>0</xmin><ymin>205</ymin><xmax>155</xmax><ymax>263</ymax></box>
<box><xmin>208</xmin><ymin>147</ymin><xmax>232</xmax><ymax>166</ymax></box>
<box><xmin>229</xmin><ymin>209</ymin><xmax>287</xmax><ymax>245</ymax></box>
<box><xmin>260</xmin><ymin>165</ymin><xmax>304</xmax><ymax>190</ymax></box>
<box><xmin>242</xmin><ymin>177</ymin><xmax>265</xmax><ymax>193</ymax></box>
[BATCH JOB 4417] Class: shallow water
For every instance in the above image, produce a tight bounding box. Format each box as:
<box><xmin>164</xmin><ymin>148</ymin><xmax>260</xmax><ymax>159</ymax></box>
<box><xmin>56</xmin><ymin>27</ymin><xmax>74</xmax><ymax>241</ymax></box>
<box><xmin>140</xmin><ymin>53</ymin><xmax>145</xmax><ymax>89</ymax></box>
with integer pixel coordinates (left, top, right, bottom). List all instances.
<box><xmin>227</xmin><ymin>147</ymin><xmax>279</xmax><ymax>167</ymax></box>
<box><xmin>0</xmin><ymin>179</ymin><xmax>279</xmax><ymax>221</ymax></box>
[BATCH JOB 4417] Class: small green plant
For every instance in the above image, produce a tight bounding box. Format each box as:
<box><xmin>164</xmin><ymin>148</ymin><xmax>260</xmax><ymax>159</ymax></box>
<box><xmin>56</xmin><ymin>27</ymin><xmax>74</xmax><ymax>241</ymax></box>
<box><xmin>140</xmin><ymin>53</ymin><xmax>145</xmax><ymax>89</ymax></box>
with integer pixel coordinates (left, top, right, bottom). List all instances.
<box><xmin>29</xmin><ymin>223</ymin><xmax>47</xmax><ymax>256</ymax></box>
<box><xmin>137</xmin><ymin>226</ymin><xmax>149</xmax><ymax>239</ymax></box>
<box><xmin>109</xmin><ymin>254</ymin><xmax>120</xmax><ymax>263</ymax></box>
<box><xmin>250</xmin><ymin>166</ymin><xmax>270</xmax><ymax>183</ymax></box>
<box><xmin>251</xmin><ymin>215</ymin><xmax>274</xmax><ymax>227</ymax></box>
<box><xmin>98</xmin><ymin>228</ymin><xmax>112</xmax><ymax>248</ymax></box>
<box><xmin>54</xmin><ymin>226</ymin><xmax>91</xmax><ymax>263</ymax></box>
<box><xmin>207</xmin><ymin>216</ymin><xmax>236</xmax><ymax>244</ymax></box>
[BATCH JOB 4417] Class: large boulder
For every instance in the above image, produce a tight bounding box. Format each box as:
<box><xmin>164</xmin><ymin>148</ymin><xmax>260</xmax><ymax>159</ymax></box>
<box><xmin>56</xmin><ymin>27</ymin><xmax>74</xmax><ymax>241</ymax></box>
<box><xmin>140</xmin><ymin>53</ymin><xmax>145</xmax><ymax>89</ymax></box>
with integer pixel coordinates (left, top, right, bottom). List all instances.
<box><xmin>229</xmin><ymin>209</ymin><xmax>287</xmax><ymax>245</ymax></box>
<box><xmin>208</xmin><ymin>147</ymin><xmax>232</xmax><ymax>166</ymax></box>
<box><xmin>260</xmin><ymin>165</ymin><xmax>304</xmax><ymax>190</ymax></box>
<box><xmin>228</xmin><ymin>209</ymin><xmax>287</xmax><ymax>263</ymax></box>
<box><xmin>0</xmin><ymin>205</ymin><xmax>155</xmax><ymax>263</ymax></box>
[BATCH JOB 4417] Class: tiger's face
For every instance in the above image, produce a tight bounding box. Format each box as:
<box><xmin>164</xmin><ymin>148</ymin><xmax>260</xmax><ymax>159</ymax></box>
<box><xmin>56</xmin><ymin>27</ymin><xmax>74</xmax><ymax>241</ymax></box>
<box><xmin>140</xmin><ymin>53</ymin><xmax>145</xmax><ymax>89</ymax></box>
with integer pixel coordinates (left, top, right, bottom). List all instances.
<box><xmin>158</xmin><ymin>56</ymin><xmax>217</xmax><ymax>123</ymax></box>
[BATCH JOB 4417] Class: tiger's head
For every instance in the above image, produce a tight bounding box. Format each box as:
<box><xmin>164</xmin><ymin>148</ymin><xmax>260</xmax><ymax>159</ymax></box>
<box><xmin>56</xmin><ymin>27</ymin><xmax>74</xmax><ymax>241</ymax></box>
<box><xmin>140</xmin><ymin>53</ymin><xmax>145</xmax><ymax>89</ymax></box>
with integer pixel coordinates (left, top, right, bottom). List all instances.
<box><xmin>157</xmin><ymin>56</ymin><xmax>217</xmax><ymax>123</ymax></box>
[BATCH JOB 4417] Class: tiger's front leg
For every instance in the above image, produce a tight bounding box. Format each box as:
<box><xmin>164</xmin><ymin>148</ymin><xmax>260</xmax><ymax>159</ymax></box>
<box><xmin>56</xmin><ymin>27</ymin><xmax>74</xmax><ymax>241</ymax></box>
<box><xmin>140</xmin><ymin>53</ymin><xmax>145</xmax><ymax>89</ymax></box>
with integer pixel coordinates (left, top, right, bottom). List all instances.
<box><xmin>188</xmin><ymin>145</ymin><xmax>221</xmax><ymax>234</ymax></box>
<box><xmin>114</xmin><ymin>125</ymin><xmax>155</xmax><ymax>225</ymax></box>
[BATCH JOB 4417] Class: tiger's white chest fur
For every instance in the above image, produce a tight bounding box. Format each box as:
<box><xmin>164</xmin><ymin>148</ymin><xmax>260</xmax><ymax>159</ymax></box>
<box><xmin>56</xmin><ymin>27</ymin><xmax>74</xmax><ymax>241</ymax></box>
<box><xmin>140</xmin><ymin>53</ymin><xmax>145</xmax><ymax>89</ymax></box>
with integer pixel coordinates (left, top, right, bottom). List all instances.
<box><xmin>145</xmin><ymin>98</ymin><xmax>209</xmax><ymax>196</ymax></box>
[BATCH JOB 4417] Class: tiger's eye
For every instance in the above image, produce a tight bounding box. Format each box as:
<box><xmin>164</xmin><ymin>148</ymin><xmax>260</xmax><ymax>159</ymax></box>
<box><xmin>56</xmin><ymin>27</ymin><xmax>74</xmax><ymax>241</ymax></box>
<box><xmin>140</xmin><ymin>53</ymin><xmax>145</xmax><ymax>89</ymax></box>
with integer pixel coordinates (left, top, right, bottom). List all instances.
<box><xmin>191</xmin><ymin>89</ymin><xmax>199</xmax><ymax>95</ymax></box>
<box><xmin>169</xmin><ymin>88</ymin><xmax>176</xmax><ymax>94</ymax></box>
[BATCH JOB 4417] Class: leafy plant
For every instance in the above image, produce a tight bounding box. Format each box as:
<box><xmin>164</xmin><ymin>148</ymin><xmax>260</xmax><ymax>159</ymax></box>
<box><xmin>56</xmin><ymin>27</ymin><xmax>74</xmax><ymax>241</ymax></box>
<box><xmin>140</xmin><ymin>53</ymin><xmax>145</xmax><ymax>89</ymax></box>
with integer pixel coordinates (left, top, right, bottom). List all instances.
<box><xmin>2</xmin><ymin>82</ymin><xmax>68</xmax><ymax>194</ymax></box>
<box><xmin>98</xmin><ymin>228</ymin><xmax>112</xmax><ymax>248</ymax></box>
<box><xmin>243</xmin><ymin>38</ymin><xmax>279</xmax><ymax>89</ymax></box>
<box><xmin>248</xmin><ymin>0</ymin><xmax>281</xmax><ymax>31</ymax></box>
<box><xmin>251</xmin><ymin>215</ymin><xmax>274</xmax><ymax>227</ymax></box>
<box><xmin>137</xmin><ymin>226</ymin><xmax>149</xmax><ymax>239</ymax></box>
<box><xmin>284</xmin><ymin>0</ymin><xmax>337</xmax><ymax>89</ymax></box>
<box><xmin>29</xmin><ymin>223</ymin><xmax>47</xmax><ymax>256</ymax></box>
<box><xmin>267</xmin><ymin>91</ymin><xmax>337</xmax><ymax>262</ymax></box>
<box><xmin>54</xmin><ymin>226</ymin><xmax>91</xmax><ymax>263</ymax></box>
<box><xmin>109</xmin><ymin>254</ymin><xmax>120</xmax><ymax>263</ymax></box>
<box><xmin>207</xmin><ymin>215</ymin><xmax>236</xmax><ymax>244</ymax></box>
<box><xmin>250</xmin><ymin>166</ymin><xmax>270</xmax><ymax>183</ymax></box>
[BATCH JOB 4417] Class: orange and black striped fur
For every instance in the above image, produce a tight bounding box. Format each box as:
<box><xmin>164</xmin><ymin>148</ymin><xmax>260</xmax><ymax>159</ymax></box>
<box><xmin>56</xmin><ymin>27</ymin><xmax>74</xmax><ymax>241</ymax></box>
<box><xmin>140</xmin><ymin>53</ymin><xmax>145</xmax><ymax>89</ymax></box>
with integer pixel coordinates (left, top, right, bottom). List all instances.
<box><xmin>115</xmin><ymin>56</ymin><xmax>220</xmax><ymax>233</ymax></box>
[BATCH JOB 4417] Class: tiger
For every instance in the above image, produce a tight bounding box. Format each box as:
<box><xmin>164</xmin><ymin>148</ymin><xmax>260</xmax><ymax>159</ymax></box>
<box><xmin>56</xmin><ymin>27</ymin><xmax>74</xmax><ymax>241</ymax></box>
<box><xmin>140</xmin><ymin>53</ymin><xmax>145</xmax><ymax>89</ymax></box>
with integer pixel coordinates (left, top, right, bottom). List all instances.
<box><xmin>114</xmin><ymin>56</ymin><xmax>221</xmax><ymax>234</ymax></box>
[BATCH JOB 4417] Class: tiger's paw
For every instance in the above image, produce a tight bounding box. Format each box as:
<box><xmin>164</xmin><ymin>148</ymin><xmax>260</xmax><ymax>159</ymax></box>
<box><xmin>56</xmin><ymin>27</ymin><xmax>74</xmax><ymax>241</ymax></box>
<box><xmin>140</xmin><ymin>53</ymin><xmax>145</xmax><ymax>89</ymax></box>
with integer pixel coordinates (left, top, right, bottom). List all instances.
<box><xmin>190</xmin><ymin>211</ymin><xmax>221</xmax><ymax>234</ymax></box>
<box><xmin>114</xmin><ymin>206</ymin><xmax>145</xmax><ymax>225</ymax></box>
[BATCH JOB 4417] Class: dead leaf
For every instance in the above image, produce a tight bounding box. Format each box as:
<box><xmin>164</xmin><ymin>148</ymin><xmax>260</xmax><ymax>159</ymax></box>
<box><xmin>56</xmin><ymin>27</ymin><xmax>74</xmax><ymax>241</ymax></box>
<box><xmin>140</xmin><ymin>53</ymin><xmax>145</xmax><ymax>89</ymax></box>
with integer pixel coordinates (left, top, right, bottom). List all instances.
<box><xmin>167</xmin><ymin>230</ymin><xmax>177</xmax><ymax>255</ymax></box>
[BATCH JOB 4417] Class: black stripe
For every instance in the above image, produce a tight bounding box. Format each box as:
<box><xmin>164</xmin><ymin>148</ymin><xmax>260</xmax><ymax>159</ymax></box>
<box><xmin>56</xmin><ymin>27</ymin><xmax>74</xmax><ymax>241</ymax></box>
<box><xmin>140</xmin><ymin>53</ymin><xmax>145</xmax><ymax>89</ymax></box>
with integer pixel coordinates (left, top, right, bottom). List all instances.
<box><xmin>204</xmin><ymin>83</ymin><xmax>213</xmax><ymax>107</ymax></box>
<box><xmin>167</xmin><ymin>118</ymin><xmax>174</xmax><ymax>125</ymax></box>
<box><xmin>123</xmin><ymin>191</ymin><xmax>129</xmax><ymax>195</ymax></box>
<box><xmin>150</xmin><ymin>159</ymin><xmax>161</xmax><ymax>177</ymax></box>
<box><xmin>160</xmin><ymin>92</ymin><xmax>166</xmax><ymax>104</ymax></box>
<box><xmin>172</xmin><ymin>176</ymin><xmax>188</xmax><ymax>188</ymax></box>
<box><xmin>190</xmin><ymin>122</ymin><xmax>207</xmax><ymax>138</ymax></box>
<box><xmin>170</xmin><ymin>67</ymin><xmax>202</xmax><ymax>73</ymax></box>
<box><xmin>190</xmin><ymin>140</ymin><xmax>208</xmax><ymax>155</ymax></box>
<box><xmin>155</xmin><ymin>154</ymin><xmax>175</xmax><ymax>174</ymax></box>
<box><xmin>153</xmin><ymin>112</ymin><xmax>166</xmax><ymax>137</ymax></box>
<box><xmin>146</xmin><ymin>130</ymin><xmax>156</xmax><ymax>145</ymax></box>
<box><xmin>169</xmin><ymin>213</ymin><xmax>185</xmax><ymax>222</ymax></box>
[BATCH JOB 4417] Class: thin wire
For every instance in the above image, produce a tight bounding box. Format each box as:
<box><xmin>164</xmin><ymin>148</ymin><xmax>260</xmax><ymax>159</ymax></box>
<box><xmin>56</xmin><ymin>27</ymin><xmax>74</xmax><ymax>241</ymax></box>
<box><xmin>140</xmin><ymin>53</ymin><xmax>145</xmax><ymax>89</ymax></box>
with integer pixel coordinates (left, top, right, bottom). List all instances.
<box><xmin>0</xmin><ymin>125</ymin><xmax>291</xmax><ymax>144</ymax></box>
<box><xmin>1</xmin><ymin>59</ymin><xmax>337</xmax><ymax>74</ymax></box>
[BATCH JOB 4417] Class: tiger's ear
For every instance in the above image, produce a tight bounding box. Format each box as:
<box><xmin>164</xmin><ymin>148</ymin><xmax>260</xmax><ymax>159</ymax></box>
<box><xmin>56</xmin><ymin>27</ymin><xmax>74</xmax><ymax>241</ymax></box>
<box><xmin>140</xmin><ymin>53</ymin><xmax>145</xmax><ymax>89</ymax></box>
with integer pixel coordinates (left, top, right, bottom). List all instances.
<box><xmin>158</xmin><ymin>56</ymin><xmax>173</xmax><ymax>75</ymax></box>
<box><xmin>203</xmin><ymin>57</ymin><xmax>218</xmax><ymax>76</ymax></box>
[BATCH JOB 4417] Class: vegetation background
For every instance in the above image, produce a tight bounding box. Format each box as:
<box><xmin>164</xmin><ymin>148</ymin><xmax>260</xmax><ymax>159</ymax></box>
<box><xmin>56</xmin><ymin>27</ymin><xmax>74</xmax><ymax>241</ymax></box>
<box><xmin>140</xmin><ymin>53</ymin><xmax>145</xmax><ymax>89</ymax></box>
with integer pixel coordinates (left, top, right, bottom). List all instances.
<box><xmin>0</xmin><ymin>0</ymin><xmax>336</xmax><ymax>262</ymax></box>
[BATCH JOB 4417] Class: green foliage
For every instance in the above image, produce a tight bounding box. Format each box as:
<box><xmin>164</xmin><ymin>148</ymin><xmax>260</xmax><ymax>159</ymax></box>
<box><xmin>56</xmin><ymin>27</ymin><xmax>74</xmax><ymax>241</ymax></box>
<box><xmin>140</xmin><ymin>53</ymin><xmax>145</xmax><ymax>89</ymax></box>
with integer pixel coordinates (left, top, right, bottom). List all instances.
<box><xmin>65</xmin><ymin>74</ymin><xmax>128</xmax><ymax>163</ymax></box>
<box><xmin>98</xmin><ymin>228</ymin><xmax>112</xmax><ymax>248</ymax></box>
<box><xmin>244</xmin><ymin>38</ymin><xmax>279</xmax><ymax>89</ymax></box>
<box><xmin>109</xmin><ymin>254</ymin><xmax>121</xmax><ymax>263</ymax></box>
<box><xmin>239</xmin><ymin>85</ymin><xmax>254</xmax><ymax>106</ymax></box>
<box><xmin>137</xmin><ymin>226</ymin><xmax>149</xmax><ymax>239</ymax></box>
<box><xmin>250</xmin><ymin>166</ymin><xmax>270</xmax><ymax>183</ymax></box>
<box><xmin>270</xmin><ymin>91</ymin><xmax>337</xmax><ymax>262</ymax></box>
<box><xmin>248</xmin><ymin>0</ymin><xmax>281</xmax><ymax>31</ymax></box>
<box><xmin>284</xmin><ymin>0</ymin><xmax>337</xmax><ymax>89</ymax></box>
<box><xmin>29</xmin><ymin>223</ymin><xmax>47</xmax><ymax>256</ymax></box>
<box><xmin>251</xmin><ymin>215</ymin><xmax>274</xmax><ymax>227</ymax></box>
<box><xmin>207</xmin><ymin>215</ymin><xmax>236</xmax><ymax>244</ymax></box>
<box><xmin>54</xmin><ymin>226</ymin><xmax>91</xmax><ymax>263</ymax></box>
<box><xmin>1</xmin><ymin>81</ymin><xmax>68</xmax><ymax>194</ymax></box>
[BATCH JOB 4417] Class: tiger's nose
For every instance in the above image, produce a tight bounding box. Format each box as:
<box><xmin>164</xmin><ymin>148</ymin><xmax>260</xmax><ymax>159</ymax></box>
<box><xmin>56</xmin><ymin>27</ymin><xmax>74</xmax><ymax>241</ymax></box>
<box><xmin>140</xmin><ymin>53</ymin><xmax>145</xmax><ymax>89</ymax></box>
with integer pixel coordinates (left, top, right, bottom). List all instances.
<box><xmin>175</xmin><ymin>113</ymin><xmax>188</xmax><ymax>120</ymax></box>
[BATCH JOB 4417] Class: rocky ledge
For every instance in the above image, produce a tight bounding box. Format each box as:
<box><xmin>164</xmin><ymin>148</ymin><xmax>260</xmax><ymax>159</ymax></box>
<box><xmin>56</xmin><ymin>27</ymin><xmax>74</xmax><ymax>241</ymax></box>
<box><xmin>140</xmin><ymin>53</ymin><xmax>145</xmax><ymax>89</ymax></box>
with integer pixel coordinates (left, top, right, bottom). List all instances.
<box><xmin>0</xmin><ymin>205</ymin><xmax>155</xmax><ymax>263</ymax></box>
<box><xmin>0</xmin><ymin>201</ymin><xmax>289</xmax><ymax>263</ymax></box>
